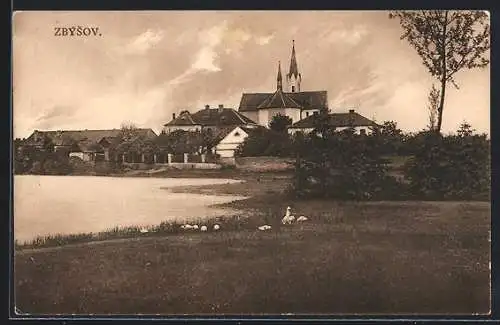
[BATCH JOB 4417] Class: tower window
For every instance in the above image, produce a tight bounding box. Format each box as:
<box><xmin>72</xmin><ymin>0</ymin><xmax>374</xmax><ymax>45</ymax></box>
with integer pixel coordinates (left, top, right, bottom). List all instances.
<box><xmin>291</xmin><ymin>86</ymin><xmax>295</xmax><ymax>92</ymax></box>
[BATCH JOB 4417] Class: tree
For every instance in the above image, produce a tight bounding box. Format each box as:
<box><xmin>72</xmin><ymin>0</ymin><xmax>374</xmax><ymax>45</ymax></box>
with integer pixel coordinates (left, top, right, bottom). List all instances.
<box><xmin>389</xmin><ymin>10</ymin><xmax>490</xmax><ymax>133</ymax></box>
<box><xmin>269</xmin><ymin>113</ymin><xmax>293</xmax><ymax>133</ymax></box>
<box><xmin>119</xmin><ymin>121</ymin><xmax>139</xmax><ymax>141</ymax></box>
<box><xmin>427</xmin><ymin>84</ymin><xmax>440</xmax><ymax>131</ymax></box>
<box><xmin>457</xmin><ymin>121</ymin><xmax>475</xmax><ymax>137</ymax></box>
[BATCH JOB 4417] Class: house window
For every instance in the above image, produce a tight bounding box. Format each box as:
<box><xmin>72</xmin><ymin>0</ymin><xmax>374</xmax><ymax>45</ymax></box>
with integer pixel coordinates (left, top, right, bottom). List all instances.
<box><xmin>313</xmin><ymin>111</ymin><xmax>318</xmax><ymax>116</ymax></box>
<box><xmin>306</xmin><ymin>112</ymin><xmax>310</xmax><ymax>117</ymax></box>
<box><xmin>234</xmin><ymin>132</ymin><xmax>240</xmax><ymax>137</ymax></box>
<box><xmin>360</xmin><ymin>128</ymin><xmax>367</xmax><ymax>136</ymax></box>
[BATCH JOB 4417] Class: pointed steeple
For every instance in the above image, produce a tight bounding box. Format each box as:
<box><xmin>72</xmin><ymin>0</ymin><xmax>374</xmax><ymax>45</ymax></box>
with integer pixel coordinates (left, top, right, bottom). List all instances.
<box><xmin>288</xmin><ymin>40</ymin><xmax>299</xmax><ymax>79</ymax></box>
<box><xmin>276</xmin><ymin>60</ymin><xmax>283</xmax><ymax>91</ymax></box>
<box><xmin>286</xmin><ymin>40</ymin><xmax>302</xmax><ymax>93</ymax></box>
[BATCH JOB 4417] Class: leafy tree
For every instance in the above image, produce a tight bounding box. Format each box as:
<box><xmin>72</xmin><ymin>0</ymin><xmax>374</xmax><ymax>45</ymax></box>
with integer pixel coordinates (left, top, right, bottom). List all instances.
<box><xmin>403</xmin><ymin>123</ymin><xmax>490</xmax><ymax>200</ymax></box>
<box><xmin>390</xmin><ymin>10</ymin><xmax>490</xmax><ymax>132</ymax></box>
<box><xmin>269</xmin><ymin>113</ymin><xmax>293</xmax><ymax>133</ymax></box>
<box><xmin>290</xmin><ymin>131</ymin><xmax>400</xmax><ymax>200</ymax></box>
<box><xmin>457</xmin><ymin>120</ymin><xmax>475</xmax><ymax>137</ymax></box>
<box><xmin>235</xmin><ymin>128</ymin><xmax>293</xmax><ymax>157</ymax></box>
<box><xmin>371</xmin><ymin>120</ymin><xmax>405</xmax><ymax>155</ymax></box>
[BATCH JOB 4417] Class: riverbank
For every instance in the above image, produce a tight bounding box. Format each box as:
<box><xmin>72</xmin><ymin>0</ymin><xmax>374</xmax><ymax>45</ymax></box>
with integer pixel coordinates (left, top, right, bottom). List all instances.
<box><xmin>14</xmin><ymin>167</ymin><xmax>491</xmax><ymax>315</ymax></box>
<box><xmin>15</xmin><ymin>199</ymin><xmax>490</xmax><ymax>314</ymax></box>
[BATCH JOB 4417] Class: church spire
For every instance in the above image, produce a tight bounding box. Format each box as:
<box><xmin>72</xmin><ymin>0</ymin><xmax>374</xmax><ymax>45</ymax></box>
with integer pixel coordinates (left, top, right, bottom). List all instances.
<box><xmin>288</xmin><ymin>40</ymin><xmax>299</xmax><ymax>79</ymax></box>
<box><xmin>277</xmin><ymin>60</ymin><xmax>283</xmax><ymax>91</ymax></box>
<box><xmin>286</xmin><ymin>40</ymin><xmax>302</xmax><ymax>93</ymax></box>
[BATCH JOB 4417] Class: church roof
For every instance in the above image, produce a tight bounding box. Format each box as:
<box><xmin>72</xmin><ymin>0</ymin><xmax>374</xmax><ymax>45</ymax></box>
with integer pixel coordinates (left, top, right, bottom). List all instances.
<box><xmin>289</xmin><ymin>111</ymin><xmax>378</xmax><ymax>129</ymax></box>
<box><xmin>239</xmin><ymin>90</ymin><xmax>328</xmax><ymax>112</ymax></box>
<box><xmin>257</xmin><ymin>89</ymin><xmax>302</xmax><ymax>109</ymax></box>
<box><xmin>164</xmin><ymin>107</ymin><xmax>258</xmax><ymax>127</ymax></box>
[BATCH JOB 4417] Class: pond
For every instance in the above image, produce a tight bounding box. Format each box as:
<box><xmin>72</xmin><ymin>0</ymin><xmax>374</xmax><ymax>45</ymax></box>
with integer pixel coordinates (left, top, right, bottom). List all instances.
<box><xmin>13</xmin><ymin>175</ymin><xmax>247</xmax><ymax>243</ymax></box>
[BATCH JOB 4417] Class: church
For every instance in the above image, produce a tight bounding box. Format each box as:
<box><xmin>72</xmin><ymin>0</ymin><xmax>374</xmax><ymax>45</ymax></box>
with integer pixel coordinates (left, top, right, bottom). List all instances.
<box><xmin>238</xmin><ymin>40</ymin><xmax>329</xmax><ymax>127</ymax></box>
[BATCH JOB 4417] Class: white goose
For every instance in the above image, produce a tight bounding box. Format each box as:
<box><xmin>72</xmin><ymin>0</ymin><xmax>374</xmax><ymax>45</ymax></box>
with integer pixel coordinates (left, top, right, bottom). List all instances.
<box><xmin>281</xmin><ymin>206</ymin><xmax>295</xmax><ymax>224</ymax></box>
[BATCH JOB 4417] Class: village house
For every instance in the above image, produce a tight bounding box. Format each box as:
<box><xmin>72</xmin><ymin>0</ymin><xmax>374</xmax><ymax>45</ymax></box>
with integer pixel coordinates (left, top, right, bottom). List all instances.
<box><xmin>162</xmin><ymin>105</ymin><xmax>260</xmax><ymax>160</ymax></box>
<box><xmin>163</xmin><ymin>105</ymin><xmax>259</xmax><ymax>134</ymax></box>
<box><xmin>287</xmin><ymin>109</ymin><xmax>379</xmax><ymax>135</ymax></box>
<box><xmin>215</xmin><ymin>125</ymin><xmax>266</xmax><ymax>163</ymax></box>
<box><xmin>238</xmin><ymin>40</ymin><xmax>328</xmax><ymax>127</ymax></box>
<box><xmin>23</xmin><ymin>128</ymin><xmax>157</xmax><ymax>162</ymax></box>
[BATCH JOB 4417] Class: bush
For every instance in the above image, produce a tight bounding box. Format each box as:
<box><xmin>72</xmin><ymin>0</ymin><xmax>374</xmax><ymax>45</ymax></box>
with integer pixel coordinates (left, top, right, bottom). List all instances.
<box><xmin>236</xmin><ymin>128</ymin><xmax>293</xmax><ymax>157</ymax></box>
<box><xmin>290</xmin><ymin>131</ymin><xmax>404</xmax><ymax>200</ymax></box>
<box><xmin>404</xmin><ymin>128</ymin><xmax>490</xmax><ymax>200</ymax></box>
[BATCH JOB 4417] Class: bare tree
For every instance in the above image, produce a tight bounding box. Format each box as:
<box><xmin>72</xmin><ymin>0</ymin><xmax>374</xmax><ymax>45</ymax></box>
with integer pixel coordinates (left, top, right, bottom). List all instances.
<box><xmin>427</xmin><ymin>84</ymin><xmax>440</xmax><ymax>131</ymax></box>
<box><xmin>389</xmin><ymin>10</ymin><xmax>490</xmax><ymax>133</ymax></box>
<box><xmin>119</xmin><ymin>121</ymin><xmax>138</xmax><ymax>140</ymax></box>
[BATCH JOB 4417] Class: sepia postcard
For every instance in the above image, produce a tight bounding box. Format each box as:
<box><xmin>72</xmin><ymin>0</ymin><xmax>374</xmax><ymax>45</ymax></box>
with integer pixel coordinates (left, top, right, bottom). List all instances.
<box><xmin>12</xmin><ymin>10</ymin><xmax>491</xmax><ymax>317</ymax></box>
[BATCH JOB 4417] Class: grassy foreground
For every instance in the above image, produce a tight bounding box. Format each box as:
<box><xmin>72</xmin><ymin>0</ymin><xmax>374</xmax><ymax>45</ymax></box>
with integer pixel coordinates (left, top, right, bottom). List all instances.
<box><xmin>14</xmin><ymin>172</ymin><xmax>491</xmax><ymax>315</ymax></box>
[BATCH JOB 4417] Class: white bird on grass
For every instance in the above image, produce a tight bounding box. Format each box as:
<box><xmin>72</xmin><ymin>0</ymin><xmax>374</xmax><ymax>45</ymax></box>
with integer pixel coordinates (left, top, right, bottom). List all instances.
<box><xmin>213</xmin><ymin>224</ymin><xmax>220</xmax><ymax>231</ymax></box>
<box><xmin>192</xmin><ymin>225</ymin><xmax>199</xmax><ymax>230</ymax></box>
<box><xmin>258</xmin><ymin>225</ymin><xmax>272</xmax><ymax>231</ymax></box>
<box><xmin>297</xmin><ymin>216</ymin><xmax>308</xmax><ymax>222</ymax></box>
<box><xmin>281</xmin><ymin>206</ymin><xmax>295</xmax><ymax>225</ymax></box>
<box><xmin>139</xmin><ymin>227</ymin><xmax>149</xmax><ymax>234</ymax></box>
<box><xmin>181</xmin><ymin>224</ymin><xmax>193</xmax><ymax>230</ymax></box>
<box><xmin>201</xmin><ymin>225</ymin><xmax>208</xmax><ymax>232</ymax></box>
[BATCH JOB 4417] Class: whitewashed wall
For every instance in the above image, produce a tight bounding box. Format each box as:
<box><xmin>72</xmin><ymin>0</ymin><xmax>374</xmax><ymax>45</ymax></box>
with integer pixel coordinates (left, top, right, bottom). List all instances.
<box><xmin>288</xmin><ymin>126</ymin><xmax>373</xmax><ymax>136</ymax></box>
<box><xmin>215</xmin><ymin>127</ymin><xmax>249</xmax><ymax>158</ymax></box>
<box><xmin>163</xmin><ymin>125</ymin><xmax>202</xmax><ymax>133</ymax></box>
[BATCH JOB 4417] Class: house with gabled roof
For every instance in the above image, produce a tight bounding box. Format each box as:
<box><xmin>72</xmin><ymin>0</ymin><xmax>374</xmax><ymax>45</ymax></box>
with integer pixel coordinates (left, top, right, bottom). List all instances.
<box><xmin>24</xmin><ymin>128</ymin><xmax>157</xmax><ymax>162</ymax></box>
<box><xmin>287</xmin><ymin>109</ymin><xmax>379</xmax><ymax>136</ymax></box>
<box><xmin>214</xmin><ymin>125</ymin><xmax>269</xmax><ymax>164</ymax></box>
<box><xmin>162</xmin><ymin>105</ymin><xmax>259</xmax><ymax>134</ymax></box>
<box><xmin>238</xmin><ymin>41</ymin><xmax>328</xmax><ymax>127</ymax></box>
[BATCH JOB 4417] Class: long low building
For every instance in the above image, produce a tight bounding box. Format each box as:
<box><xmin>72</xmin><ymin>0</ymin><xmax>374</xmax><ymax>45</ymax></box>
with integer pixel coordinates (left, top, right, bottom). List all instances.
<box><xmin>22</xmin><ymin>128</ymin><xmax>158</xmax><ymax>162</ymax></box>
<box><xmin>287</xmin><ymin>109</ymin><xmax>379</xmax><ymax>135</ymax></box>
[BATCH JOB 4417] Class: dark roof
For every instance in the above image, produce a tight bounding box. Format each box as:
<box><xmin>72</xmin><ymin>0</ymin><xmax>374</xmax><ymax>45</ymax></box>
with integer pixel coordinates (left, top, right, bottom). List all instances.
<box><xmin>165</xmin><ymin>111</ymin><xmax>199</xmax><ymax>126</ymax></box>
<box><xmin>26</xmin><ymin>128</ymin><xmax>157</xmax><ymax>145</ymax></box>
<box><xmin>289</xmin><ymin>111</ymin><xmax>378</xmax><ymax>129</ymax></box>
<box><xmin>164</xmin><ymin>108</ymin><xmax>258</xmax><ymax>127</ymax></box>
<box><xmin>216</xmin><ymin>125</ymin><xmax>265</xmax><ymax>142</ymax></box>
<box><xmin>257</xmin><ymin>90</ymin><xmax>302</xmax><ymax>109</ymax></box>
<box><xmin>50</xmin><ymin>134</ymin><xmax>75</xmax><ymax>146</ymax></box>
<box><xmin>77</xmin><ymin>141</ymin><xmax>104</xmax><ymax>153</ymax></box>
<box><xmin>239</xmin><ymin>91</ymin><xmax>328</xmax><ymax>112</ymax></box>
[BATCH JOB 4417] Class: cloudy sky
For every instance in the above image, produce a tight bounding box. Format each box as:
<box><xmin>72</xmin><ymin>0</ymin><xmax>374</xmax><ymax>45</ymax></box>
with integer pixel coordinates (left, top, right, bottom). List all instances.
<box><xmin>13</xmin><ymin>11</ymin><xmax>490</xmax><ymax>138</ymax></box>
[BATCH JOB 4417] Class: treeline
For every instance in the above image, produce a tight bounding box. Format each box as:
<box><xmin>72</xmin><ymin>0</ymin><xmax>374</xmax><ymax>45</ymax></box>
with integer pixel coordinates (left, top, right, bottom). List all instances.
<box><xmin>13</xmin><ymin>139</ymin><xmax>73</xmax><ymax>175</ymax></box>
<box><xmin>236</xmin><ymin>121</ymin><xmax>490</xmax><ymax>201</ymax></box>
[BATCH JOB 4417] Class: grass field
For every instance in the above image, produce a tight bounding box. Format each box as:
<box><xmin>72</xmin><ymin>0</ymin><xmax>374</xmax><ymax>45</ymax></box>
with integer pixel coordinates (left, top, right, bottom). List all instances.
<box><xmin>14</xmin><ymin>171</ymin><xmax>491</xmax><ymax>315</ymax></box>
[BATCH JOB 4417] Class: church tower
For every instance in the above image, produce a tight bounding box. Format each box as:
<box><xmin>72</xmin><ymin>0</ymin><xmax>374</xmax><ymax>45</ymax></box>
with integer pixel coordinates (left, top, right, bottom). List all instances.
<box><xmin>277</xmin><ymin>60</ymin><xmax>283</xmax><ymax>91</ymax></box>
<box><xmin>286</xmin><ymin>40</ymin><xmax>302</xmax><ymax>93</ymax></box>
